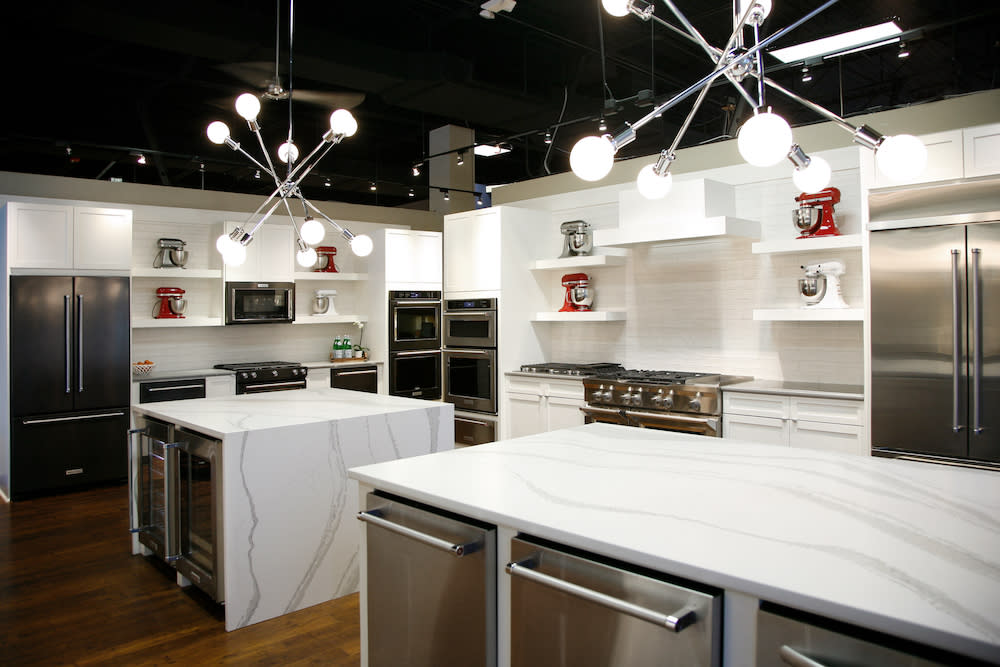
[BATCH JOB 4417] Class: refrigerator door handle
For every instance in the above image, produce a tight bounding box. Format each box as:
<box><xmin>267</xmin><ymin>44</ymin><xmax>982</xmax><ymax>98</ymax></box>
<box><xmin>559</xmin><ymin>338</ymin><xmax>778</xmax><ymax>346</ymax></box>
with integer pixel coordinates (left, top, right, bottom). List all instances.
<box><xmin>951</xmin><ymin>249</ymin><xmax>964</xmax><ymax>433</ymax></box>
<box><xmin>971</xmin><ymin>248</ymin><xmax>983</xmax><ymax>434</ymax></box>
<box><xmin>77</xmin><ymin>294</ymin><xmax>84</xmax><ymax>393</ymax></box>
<box><xmin>64</xmin><ymin>295</ymin><xmax>72</xmax><ymax>394</ymax></box>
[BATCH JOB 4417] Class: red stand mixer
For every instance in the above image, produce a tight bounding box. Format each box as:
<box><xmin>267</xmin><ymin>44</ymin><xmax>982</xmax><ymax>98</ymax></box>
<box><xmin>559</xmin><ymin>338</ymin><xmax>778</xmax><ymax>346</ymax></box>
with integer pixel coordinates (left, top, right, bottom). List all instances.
<box><xmin>793</xmin><ymin>187</ymin><xmax>842</xmax><ymax>238</ymax></box>
<box><xmin>313</xmin><ymin>246</ymin><xmax>338</xmax><ymax>272</ymax></box>
<box><xmin>559</xmin><ymin>273</ymin><xmax>595</xmax><ymax>312</ymax></box>
<box><xmin>153</xmin><ymin>287</ymin><xmax>187</xmax><ymax>319</ymax></box>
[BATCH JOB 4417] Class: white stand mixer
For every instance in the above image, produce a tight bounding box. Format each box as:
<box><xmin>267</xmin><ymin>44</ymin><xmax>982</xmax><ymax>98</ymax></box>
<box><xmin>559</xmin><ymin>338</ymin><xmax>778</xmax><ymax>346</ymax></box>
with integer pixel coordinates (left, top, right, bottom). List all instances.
<box><xmin>799</xmin><ymin>260</ymin><xmax>848</xmax><ymax>309</ymax></box>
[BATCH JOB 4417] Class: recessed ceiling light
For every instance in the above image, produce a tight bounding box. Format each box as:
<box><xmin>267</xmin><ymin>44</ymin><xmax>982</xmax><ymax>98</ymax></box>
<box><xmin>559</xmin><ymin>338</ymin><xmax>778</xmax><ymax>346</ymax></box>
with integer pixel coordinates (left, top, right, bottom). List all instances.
<box><xmin>769</xmin><ymin>20</ymin><xmax>902</xmax><ymax>63</ymax></box>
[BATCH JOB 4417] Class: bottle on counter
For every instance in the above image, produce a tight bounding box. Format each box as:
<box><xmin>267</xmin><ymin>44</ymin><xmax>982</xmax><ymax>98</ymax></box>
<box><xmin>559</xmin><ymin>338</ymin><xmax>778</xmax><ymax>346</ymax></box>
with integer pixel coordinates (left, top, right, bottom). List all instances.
<box><xmin>333</xmin><ymin>336</ymin><xmax>342</xmax><ymax>359</ymax></box>
<box><xmin>342</xmin><ymin>335</ymin><xmax>351</xmax><ymax>359</ymax></box>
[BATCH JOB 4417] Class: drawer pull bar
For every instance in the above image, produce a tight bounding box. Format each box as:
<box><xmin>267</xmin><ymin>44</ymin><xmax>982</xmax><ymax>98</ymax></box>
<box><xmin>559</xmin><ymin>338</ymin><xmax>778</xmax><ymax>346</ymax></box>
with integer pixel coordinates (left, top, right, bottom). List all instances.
<box><xmin>357</xmin><ymin>510</ymin><xmax>478</xmax><ymax>557</ymax></box>
<box><xmin>23</xmin><ymin>411</ymin><xmax>126</xmax><ymax>425</ymax></box>
<box><xmin>148</xmin><ymin>384</ymin><xmax>204</xmax><ymax>392</ymax></box>
<box><xmin>779</xmin><ymin>645</ymin><xmax>827</xmax><ymax>667</ymax></box>
<box><xmin>336</xmin><ymin>369</ymin><xmax>377</xmax><ymax>376</ymax></box>
<box><xmin>505</xmin><ymin>557</ymin><xmax>697</xmax><ymax>632</ymax></box>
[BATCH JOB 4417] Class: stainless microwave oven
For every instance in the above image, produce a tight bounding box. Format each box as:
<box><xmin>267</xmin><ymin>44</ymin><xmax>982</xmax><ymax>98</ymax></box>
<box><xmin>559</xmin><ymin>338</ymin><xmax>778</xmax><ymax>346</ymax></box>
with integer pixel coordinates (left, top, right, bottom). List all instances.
<box><xmin>225</xmin><ymin>281</ymin><xmax>295</xmax><ymax>324</ymax></box>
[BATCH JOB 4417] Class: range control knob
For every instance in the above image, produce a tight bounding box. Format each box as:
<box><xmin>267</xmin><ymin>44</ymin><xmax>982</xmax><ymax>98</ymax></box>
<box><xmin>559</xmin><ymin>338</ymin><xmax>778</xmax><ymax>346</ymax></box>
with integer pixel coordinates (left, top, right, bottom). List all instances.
<box><xmin>631</xmin><ymin>388</ymin><xmax>643</xmax><ymax>406</ymax></box>
<box><xmin>250</xmin><ymin>371</ymin><xmax>257</xmax><ymax>379</ymax></box>
<box><xmin>240</xmin><ymin>372</ymin><xmax>249</xmax><ymax>379</ymax></box>
<box><xmin>689</xmin><ymin>392</ymin><xmax>702</xmax><ymax>412</ymax></box>
<box><xmin>272</xmin><ymin>369</ymin><xmax>279</xmax><ymax>377</ymax></box>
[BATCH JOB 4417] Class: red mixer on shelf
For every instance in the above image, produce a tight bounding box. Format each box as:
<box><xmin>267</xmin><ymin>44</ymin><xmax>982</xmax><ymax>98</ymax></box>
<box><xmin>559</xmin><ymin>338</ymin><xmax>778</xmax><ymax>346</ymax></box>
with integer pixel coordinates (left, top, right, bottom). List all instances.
<box><xmin>793</xmin><ymin>187</ymin><xmax>842</xmax><ymax>238</ymax></box>
<box><xmin>559</xmin><ymin>273</ymin><xmax>595</xmax><ymax>312</ymax></box>
<box><xmin>313</xmin><ymin>246</ymin><xmax>338</xmax><ymax>272</ymax></box>
<box><xmin>153</xmin><ymin>287</ymin><xmax>187</xmax><ymax>319</ymax></box>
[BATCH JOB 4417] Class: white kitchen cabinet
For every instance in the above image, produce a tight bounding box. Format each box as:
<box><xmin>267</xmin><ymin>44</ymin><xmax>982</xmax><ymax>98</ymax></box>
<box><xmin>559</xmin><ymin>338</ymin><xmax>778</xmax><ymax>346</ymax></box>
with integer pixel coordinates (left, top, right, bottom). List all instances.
<box><xmin>963</xmin><ymin>122</ymin><xmax>1000</xmax><ymax>178</ymax></box>
<box><xmin>443</xmin><ymin>209</ymin><xmax>501</xmax><ymax>293</ymax></box>
<box><xmin>6</xmin><ymin>201</ymin><xmax>132</xmax><ymax>272</ymax></box>
<box><xmin>205</xmin><ymin>375</ymin><xmax>234</xmax><ymax>397</ymax></box>
<box><xmin>864</xmin><ymin>129</ymin><xmax>964</xmax><ymax>189</ymax></box>
<box><xmin>723</xmin><ymin>390</ymin><xmax>865</xmax><ymax>455</ymax></box>
<box><xmin>504</xmin><ymin>375</ymin><xmax>586</xmax><ymax>438</ymax></box>
<box><xmin>221</xmin><ymin>222</ymin><xmax>295</xmax><ymax>282</ymax></box>
<box><xmin>384</xmin><ymin>228</ymin><xmax>442</xmax><ymax>286</ymax></box>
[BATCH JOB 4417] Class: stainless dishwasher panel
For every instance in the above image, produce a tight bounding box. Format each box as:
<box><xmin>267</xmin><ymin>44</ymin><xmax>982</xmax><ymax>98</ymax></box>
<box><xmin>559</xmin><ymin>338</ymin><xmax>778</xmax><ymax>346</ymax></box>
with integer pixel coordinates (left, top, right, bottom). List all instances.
<box><xmin>756</xmin><ymin>604</ymin><xmax>970</xmax><ymax>666</ymax></box>
<box><xmin>360</xmin><ymin>493</ymin><xmax>496</xmax><ymax>667</ymax></box>
<box><xmin>507</xmin><ymin>536</ymin><xmax>722</xmax><ymax>667</ymax></box>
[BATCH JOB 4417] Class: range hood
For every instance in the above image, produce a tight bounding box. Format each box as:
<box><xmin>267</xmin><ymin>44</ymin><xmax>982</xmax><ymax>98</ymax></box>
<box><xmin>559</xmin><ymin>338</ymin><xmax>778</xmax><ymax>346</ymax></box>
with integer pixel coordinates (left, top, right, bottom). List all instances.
<box><xmin>594</xmin><ymin>178</ymin><xmax>760</xmax><ymax>246</ymax></box>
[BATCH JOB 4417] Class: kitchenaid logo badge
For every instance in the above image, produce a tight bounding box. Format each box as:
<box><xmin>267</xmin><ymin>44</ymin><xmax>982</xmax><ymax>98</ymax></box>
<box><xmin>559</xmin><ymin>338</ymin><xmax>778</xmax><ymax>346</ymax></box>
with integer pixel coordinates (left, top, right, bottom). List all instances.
<box><xmin>255</xmin><ymin>283</ymin><xmax>270</xmax><ymax>287</ymax></box>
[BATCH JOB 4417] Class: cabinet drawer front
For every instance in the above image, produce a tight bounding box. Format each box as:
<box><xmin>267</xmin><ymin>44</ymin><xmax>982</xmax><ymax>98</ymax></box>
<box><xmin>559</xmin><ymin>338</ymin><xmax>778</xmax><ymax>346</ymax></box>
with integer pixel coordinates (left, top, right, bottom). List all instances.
<box><xmin>724</xmin><ymin>392</ymin><xmax>789</xmax><ymax>419</ymax></box>
<box><xmin>791</xmin><ymin>397</ymin><xmax>863</xmax><ymax>425</ymax></box>
<box><xmin>723</xmin><ymin>414</ymin><xmax>788</xmax><ymax>446</ymax></box>
<box><xmin>545</xmin><ymin>378</ymin><xmax>585</xmax><ymax>400</ymax></box>
<box><xmin>789</xmin><ymin>420</ymin><xmax>863</xmax><ymax>455</ymax></box>
<box><xmin>507</xmin><ymin>378</ymin><xmax>544</xmax><ymax>395</ymax></box>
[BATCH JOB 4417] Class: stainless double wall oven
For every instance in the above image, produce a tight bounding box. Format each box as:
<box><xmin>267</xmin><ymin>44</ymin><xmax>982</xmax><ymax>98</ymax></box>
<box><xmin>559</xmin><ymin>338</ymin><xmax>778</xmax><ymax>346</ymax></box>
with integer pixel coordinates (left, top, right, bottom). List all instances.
<box><xmin>444</xmin><ymin>298</ymin><xmax>499</xmax><ymax>444</ymax></box>
<box><xmin>388</xmin><ymin>291</ymin><xmax>442</xmax><ymax>399</ymax></box>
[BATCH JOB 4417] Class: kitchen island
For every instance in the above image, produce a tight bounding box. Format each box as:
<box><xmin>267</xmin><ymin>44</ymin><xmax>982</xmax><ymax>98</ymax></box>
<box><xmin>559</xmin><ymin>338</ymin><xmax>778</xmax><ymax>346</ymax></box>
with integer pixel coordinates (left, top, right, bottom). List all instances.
<box><xmin>348</xmin><ymin>423</ymin><xmax>1000</xmax><ymax>666</ymax></box>
<box><xmin>130</xmin><ymin>387</ymin><xmax>453</xmax><ymax>631</ymax></box>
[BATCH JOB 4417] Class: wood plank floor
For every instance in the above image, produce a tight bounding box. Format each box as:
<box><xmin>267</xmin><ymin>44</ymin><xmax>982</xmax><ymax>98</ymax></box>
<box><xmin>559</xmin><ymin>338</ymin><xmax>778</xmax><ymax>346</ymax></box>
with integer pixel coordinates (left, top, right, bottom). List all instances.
<box><xmin>0</xmin><ymin>483</ymin><xmax>361</xmax><ymax>666</ymax></box>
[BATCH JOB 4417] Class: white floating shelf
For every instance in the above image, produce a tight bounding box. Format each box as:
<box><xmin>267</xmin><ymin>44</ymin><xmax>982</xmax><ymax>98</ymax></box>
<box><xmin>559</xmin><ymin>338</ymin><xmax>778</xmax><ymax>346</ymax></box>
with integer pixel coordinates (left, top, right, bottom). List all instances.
<box><xmin>131</xmin><ymin>268</ymin><xmax>222</xmax><ymax>278</ymax></box>
<box><xmin>593</xmin><ymin>216</ymin><xmax>760</xmax><ymax>247</ymax></box>
<box><xmin>532</xmin><ymin>311</ymin><xmax>627</xmax><ymax>322</ymax></box>
<box><xmin>293</xmin><ymin>314</ymin><xmax>368</xmax><ymax>325</ymax></box>
<box><xmin>132</xmin><ymin>316</ymin><xmax>223</xmax><ymax>328</ymax></box>
<box><xmin>530</xmin><ymin>250</ymin><xmax>629</xmax><ymax>271</ymax></box>
<box><xmin>293</xmin><ymin>272</ymin><xmax>368</xmax><ymax>281</ymax></box>
<box><xmin>753</xmin><ymin>308</ymin><xmax>864</xmax><ymax>321</ymax></box>
<box><xmin>751</xmin><ymin>234</ymin><xmax>863</xmax><ymax>254</ymax></box>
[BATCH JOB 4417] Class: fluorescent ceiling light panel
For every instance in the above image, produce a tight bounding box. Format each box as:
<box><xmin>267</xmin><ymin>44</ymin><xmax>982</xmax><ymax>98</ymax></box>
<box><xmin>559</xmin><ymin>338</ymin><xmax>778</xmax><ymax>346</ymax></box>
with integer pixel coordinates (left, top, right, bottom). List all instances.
<box><xmin>769</xmin><ymin>20</ymin><xmax>902</xmax><ymax>63</ymax></box>
<box><xmin>474</xmin><ymin>144</ymin><xmax>511</xmax><ymax>157</ymax></box>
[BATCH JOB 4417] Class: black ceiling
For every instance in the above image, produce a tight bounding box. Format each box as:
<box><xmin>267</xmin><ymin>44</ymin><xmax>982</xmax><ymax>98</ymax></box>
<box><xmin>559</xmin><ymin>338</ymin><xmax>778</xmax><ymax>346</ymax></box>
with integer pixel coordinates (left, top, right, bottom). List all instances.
<box><xmin>2</xmin><ymin>1</ymin><xmax>997</xmax><ymax>208</ymax></box>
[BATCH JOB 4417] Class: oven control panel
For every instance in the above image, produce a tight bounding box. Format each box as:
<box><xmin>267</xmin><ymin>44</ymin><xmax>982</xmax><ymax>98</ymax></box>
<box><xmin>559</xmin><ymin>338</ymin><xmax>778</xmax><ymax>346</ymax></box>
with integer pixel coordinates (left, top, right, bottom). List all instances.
<box><xmin>582</xmin><ymin>381</ymin><xmax>719</xmax><ymax>416</ymax></box>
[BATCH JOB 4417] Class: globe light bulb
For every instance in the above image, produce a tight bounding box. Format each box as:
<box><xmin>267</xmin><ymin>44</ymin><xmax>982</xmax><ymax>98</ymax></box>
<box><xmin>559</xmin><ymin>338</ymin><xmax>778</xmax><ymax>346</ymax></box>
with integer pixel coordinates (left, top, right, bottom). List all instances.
<box><xmin>300</xmin><ymin>217</ymin><xmax>325</xmax><ymax>245</ymax></box>
<box><xmin>221</xmin><ymin>242</ymin><xmax>247</xmax><ymax>267</ymax></box>
<box><xmin>602</xmin><ymin>0</ymin><xmax>631</xmax><ymax>17</ymax></box>
<box><xmin>216</xmin><ymin>232</ymin><xmax>235</xmax><ymax>254</ymax></box>
<box><xmin>206</xmin><ymin>121</ymin><xmax>231</xmax><ymax>145</ymax></box>
<box><xmin>791</xmin><ymin>155</ymin><xmax>832</xmax><ymax>194</ymax></box>
<box><xmin>738</xmin><ymin>112</ymin><xmax>793</xmax><ymax>167</ymax></box>
<box><xmin>235</xmin><ymin>93</ymin><xmax>261</xmax><ymax>121</ymax></box>
<box><xmin>570</xmin><ymin>135</ymin><xmax>616</xmax><ymax>182</ymax></box>
<box><xmin>296</xmin><ymin>247</ymin><xmax>318</xmax><ymax>268</ymax></box>
<box><xmin>277</xmin><ymin>141</ymin><xmax>299</xmax><ymax>164</ymax></box>
<box><xmin>875</xmin><ymin>134</ymin><xmax>927</xmax><ymax>182</ymax></box>
<box><xmin>330</xmin><ymin>109</ymin><xmax>358</xmax><ymax>137</ymax></box>
<box><xmin>636</xmin><ymin>164</ymin><xmax>674</xmax><ymax>199</ymax></box>
<box><xmin>350</xmin><ymin>234</ymin><xmax>374</xmax><ymax>257</ymax></box>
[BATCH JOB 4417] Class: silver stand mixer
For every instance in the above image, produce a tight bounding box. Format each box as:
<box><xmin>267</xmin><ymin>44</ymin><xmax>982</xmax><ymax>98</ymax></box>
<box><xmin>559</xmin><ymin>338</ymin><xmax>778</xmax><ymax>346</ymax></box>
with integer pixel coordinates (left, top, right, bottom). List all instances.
<box><xmin>798</xmin><ymin>260</ymin><xmax>848</xmax><ymax>308</ymax></box>
<box><xmin>559</xmin><ymin>221</ymin><xmax>593</xmax><ymax>258</ymax></box>
<box><xmin>313</xmin><ymin>289</ymin><xmax>338</xmax><ymax>315</ymax></box>
<box><xmin>153</xmin><ymin>238</ymin><xmax>188</xmax><ymax>268</ymax></box>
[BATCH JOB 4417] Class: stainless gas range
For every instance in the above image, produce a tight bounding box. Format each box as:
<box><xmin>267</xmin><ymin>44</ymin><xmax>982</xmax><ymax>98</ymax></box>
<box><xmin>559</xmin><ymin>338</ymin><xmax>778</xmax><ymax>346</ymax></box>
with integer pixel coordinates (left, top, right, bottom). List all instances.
<box><xmin>519</xmin><ymin>362</ymin><xmax>624</xmax><ymax>377</ymax></box>
<box><xmin>213</xmin><ymin>361</ymin><xmax>308</xmax><ymax>394</ymax></box>
<box><xmin>582</xmin><ymin>369</ymin><xmax>752</xmax><ymax>437</ymax></box>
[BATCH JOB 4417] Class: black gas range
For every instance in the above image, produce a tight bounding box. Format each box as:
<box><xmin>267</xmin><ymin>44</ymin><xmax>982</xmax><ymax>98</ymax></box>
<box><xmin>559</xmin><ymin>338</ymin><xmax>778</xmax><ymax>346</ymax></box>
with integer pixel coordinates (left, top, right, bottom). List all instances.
<box><xmin>213</xmin><ymin>361</ymin><xmax>309</xmax><ymax>394</ymax></box>
<box><xmin>581</xmin><ymin>368</ymin><xmax>752</xmax><ymax>437</ymax></box>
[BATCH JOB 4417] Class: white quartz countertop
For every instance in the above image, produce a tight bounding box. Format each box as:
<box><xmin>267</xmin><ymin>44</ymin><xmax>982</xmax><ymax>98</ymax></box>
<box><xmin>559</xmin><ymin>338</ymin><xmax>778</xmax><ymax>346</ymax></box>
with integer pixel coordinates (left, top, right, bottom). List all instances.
<box><xmin>131</xmin><ymin>387</ymin><xmax>449</xmax><ymax>439</ymax></box>
<box><xmin>724</xmin><ymin>378</ymin><xmax>864</xmax><ymax>400</ymax></box>
<box><xmin>348</xmin><ymin>423</ymin><xmax>1000</xmax><ymax>663</ymax></box>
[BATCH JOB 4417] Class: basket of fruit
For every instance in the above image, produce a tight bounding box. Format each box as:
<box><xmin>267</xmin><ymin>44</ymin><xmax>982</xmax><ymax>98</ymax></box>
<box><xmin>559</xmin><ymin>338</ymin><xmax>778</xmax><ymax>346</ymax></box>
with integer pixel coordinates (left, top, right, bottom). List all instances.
<box><xmin>132</xmin><ymin>360</ymin><xmax>156</xmax><ymax>376</ymax></box>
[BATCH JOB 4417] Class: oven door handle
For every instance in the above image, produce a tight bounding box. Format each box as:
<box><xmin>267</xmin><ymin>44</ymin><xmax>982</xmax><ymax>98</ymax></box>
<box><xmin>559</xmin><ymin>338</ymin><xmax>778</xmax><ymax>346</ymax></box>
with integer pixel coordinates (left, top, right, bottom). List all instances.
<box><xmin>444</xmin><ymin>311</ymin><xmax>492</xmax><ymax>317</ymax></box>
<box><xmin>394</xmin><ymin>350</ymin><xmax>442</xmax><ymax>357</ymax></box>
<box><xmin>445</xmin><ymin>349</ymin><xmax>492</xmax><ymax>356</ymax></box>
<box><xmin>393</xmin><ymin>300</ymin><xmax>441</xmax><ymax>306</ymax></box>
<box><xmin>243</xmin><ymin>380</ymin><xmax>307</xmax><ymax>391</ymax></box>
<box><xmin>580</xmin><ymin>406</ymin><xmax>626</xmax><ymax>418</ymax></box>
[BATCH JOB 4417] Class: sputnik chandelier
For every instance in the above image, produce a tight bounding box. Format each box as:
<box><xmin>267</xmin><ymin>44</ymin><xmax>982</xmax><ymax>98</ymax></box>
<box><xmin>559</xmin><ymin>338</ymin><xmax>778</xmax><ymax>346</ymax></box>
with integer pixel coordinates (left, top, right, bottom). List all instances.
<box><xmin>204</xmin><ymin>1</ymin><xmax>373</xmax><ymax>267</ymax></box>
<box><xmin>572</xmin><ymin>0</ymin><xmax>928</xmax><ymax>198</ymax></box>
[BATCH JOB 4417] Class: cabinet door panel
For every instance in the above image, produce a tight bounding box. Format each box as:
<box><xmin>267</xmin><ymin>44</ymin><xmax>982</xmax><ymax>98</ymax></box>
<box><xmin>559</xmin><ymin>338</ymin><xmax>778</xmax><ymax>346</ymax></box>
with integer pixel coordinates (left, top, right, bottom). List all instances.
<box><xmin>75</xmin><ymin>277</ymin><xmax>131</xmax><ymax>410</ymax></box>
<box><xmin>723</xmin><ymin>393</ymin><xmax>788</xmax><ymax>419</ymax></box>
<box><xmin>789</xmin><ymin>420</ymin><xmax>863</xmax><ymax>455</ymax></box>
<box><xmin>10</xmin><ymin>276</ymin><xmax>76</xmax><ymax>415</ymax></box>
<box><xmin>790</xmin><ymin>397</ymin><xmax>863</xmax><ymax>425</ymax></box>
<box><xmin>257</xmin><ymin>225</ymin><xmax>295</xmax><ymax>282</ymax></box>
<box><xmin>8</xmin><ymin>202</ymin><xmax>73</xmax><ymax>269</ymax></box>
<box><xmin>507</xmin><ymin>392</ymin><xmax>545</xmax><ymax>439</ymax></box>
<box><xmin>963</xmin><ymin>123</ymin><xmax>1000</xmax><ymax>178</ymax></box>
<box><xmin>723</xmin><ymin>414</ymin><xmax>788</xmax><ymax>445</ymax></box>
<box><xmin>546</xmin><ymin>396</ymin><xmax>585</xmax><ymax>432</ymax></box>
<box><xmin>444</xmin><ymin>211</ymin><xmax>500</xmax><ymax>293</ymax></box>
<box><xmin>74</xmin><ymin>207</ymin><xmax>132</xmax><ymax>270</ymax></box>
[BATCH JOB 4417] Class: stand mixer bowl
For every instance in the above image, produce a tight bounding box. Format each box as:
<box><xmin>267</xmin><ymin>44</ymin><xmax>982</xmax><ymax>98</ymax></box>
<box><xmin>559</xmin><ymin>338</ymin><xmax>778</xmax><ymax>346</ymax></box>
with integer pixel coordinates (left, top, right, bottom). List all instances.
<box><xmin>798</xmin><ymin>276</ymin><xmax>826</xmax><ymax>306</ymax></box>
<box><xmin>793</xmin><ymin>207</ymin><xmax>821</xmax><ymax>233</ymax></box>
<box><xmin>313</xmin><ymin>296</ymin><xmax>330</xmax><ymax>314</ymax></box>
<box><xmin>167</xmin><ymin>249</ymin><xmax>189</xmax><ymax>267</ymax></box>
<box><xmin>168</xmin><ymin>297</ymin><xmax>188</xmax><ymax>315</ymax></box>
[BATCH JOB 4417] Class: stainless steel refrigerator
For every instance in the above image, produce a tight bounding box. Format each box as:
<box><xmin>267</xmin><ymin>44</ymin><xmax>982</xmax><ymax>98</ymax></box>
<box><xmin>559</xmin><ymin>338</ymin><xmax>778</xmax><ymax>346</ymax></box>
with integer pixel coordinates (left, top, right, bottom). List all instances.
<box><xmin>870</xmin><ymin>218</ymin><xmax>999</xmax><ymax>467</ymax></box>
<box><xmin>9</xmin><ymin>276</ymin><xmax>131</xmax><ymax>498</ymax></box>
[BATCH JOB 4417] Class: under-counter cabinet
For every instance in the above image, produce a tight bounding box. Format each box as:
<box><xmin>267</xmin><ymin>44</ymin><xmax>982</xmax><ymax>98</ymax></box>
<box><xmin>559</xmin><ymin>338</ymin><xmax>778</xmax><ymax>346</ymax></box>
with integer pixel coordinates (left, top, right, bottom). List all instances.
<box><xmin>5</xmin><ymin>201</ymin><xmax>132</xmax><ymax>271</ymax></box>
<box><xmin>722</xmin><ymin>388</ymin><xmax>865</xmax><ymax>455</ymax></box>
<box><xmin>505</xmin><ymin>375</ymin><xmax>586</xmax><ymax>438</ymax></box>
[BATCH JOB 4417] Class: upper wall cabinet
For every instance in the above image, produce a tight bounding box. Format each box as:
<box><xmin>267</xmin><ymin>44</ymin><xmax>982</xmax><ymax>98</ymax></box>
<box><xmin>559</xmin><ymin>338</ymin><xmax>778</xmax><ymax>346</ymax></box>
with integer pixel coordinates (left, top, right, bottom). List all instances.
<box><xmin>6</xmin><ymin>202</ymin><xmax>132</xmax><ymax>272</ymax></box>
<box><xmin>221</xmin><ymin>222</ymin><xmax>295</xmax><ymax>283</ymax></box>
<box><xmin>963</xmin><ymin>122</ymin><xmax>1000</xmax><ymax>178</ymax></box>
<box><xmin>384</xmin><ymin>229</ymin><xmax>442</xmax><ymax>287</ymax></box>
<box><xmin>443</xmin><ymin>209</ymin><xmax>501</xmax><ymax>294</ymax></box>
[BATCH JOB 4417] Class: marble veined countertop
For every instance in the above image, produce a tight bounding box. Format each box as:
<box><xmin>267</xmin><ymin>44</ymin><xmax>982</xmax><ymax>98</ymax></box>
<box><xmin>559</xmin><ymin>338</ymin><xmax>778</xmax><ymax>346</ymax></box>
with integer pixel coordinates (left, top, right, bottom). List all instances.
<box><xmin>131</xmin><ymin>386</ymin><xmax>446</xmax><ymax>439</ymax></box>
<box><xmin>349</xmin><ymin>423</ymin><xmax>1000</xmax><ymax>663</ymax></box>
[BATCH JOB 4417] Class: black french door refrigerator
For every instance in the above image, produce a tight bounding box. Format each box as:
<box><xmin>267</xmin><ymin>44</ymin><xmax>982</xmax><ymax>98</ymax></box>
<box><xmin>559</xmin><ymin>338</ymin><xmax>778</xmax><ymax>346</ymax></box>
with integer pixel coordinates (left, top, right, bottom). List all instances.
<box><xmin>870</xmin><ymin>219</ymin><xmax>999</xmax><ymax>468</ymax></box>
<box><xmin>9</xmin><ymin>276</ymin><xmax>130</xmax><ymax>499</ymax></box>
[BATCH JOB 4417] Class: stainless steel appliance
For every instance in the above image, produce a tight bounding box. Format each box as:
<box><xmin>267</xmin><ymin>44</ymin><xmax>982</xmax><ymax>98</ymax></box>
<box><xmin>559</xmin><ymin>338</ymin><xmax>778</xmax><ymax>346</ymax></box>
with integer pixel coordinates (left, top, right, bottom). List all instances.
<box><xmin>330</xmin><ymin>364</ymin><xmax>378</xmax><ymax>393</ymax></box>
<box><xmin>130</xmin><ymin>415</ymin><xmax>224</xmax><ymax>602</ymax></box>
<box><xmin>312</xmin><ymin>289</ymin><xmax>337</xmax><ymax>315</ymax></box>
<box><xmin>358</xmin><ymin>492</ymin><xmax>497</xmax><ymax>667</ymax></box>
<box><xmin>792</xmin><ymin>187</ymin><xmax>842</xmax><ymax>238</ymax></box>
<box><xmin>455</xmin><ymin>414</ymin><xmax>497</xmax><ymax>446</ymax></box>
<box><xmin>139</xmin><ymin>378</ymin><xmax>207</xmax><ymax>403</ymax></box>
<box><xmin>389</xmin><ymin>290</ymin><xmax>441</xmax><ymax>351</ymax></box>
<box><xmin>870</xmin><ymin>218</ymin><xmax>999</xmax><ymax>468</ymax></box>
<box><xmin>9</xmin><ymin>276</ymin><xmax>130</xmax><ymax>499</ymax></box>
<box><xmin>444</xmin><ymin>348</ymin><xmax>497</xmax><ymax>414</ymax></box>
<box><xmin>153</xmin><ymin>286</ymin><xmax>187</xmax><ymax>319</ymax></box>
<box><xmin>582</xmin><ymin>369</ymin><xmax>751</xmax><ymax>437</ymax></box>
<box><xmin>225</xmin><ymin>281</ymin><xmax>295</xmax><ymax>324</ymax></box>
<box><xmin>443</xmin><ymin>298</ymin><xmax>497</xmax><ymax>348</ymax></box>
<box><xmin>153</xmin><ymin>237</ymin><xmax>189</xmax><ymax>268</ymax></box>
<box><xmin>519</xmin><ymin>362</ymin><xmax>624</xmax><ymax>377</ymax></box>
<box><xmin>507</xmin><ymin>535</ymin><xmax>722</xmax><ymax>667</ymax></box>
<box><xmin>213</xmin><ymin>361</ymin><xmax>308</xmax><ymax>394</ymax></box>
<box><xmin>388</xmin><ymin>349</ymin><xmax>442</xmax><ymax>399</ymax></box>
<box><xmin>559</xmin><ymin>220</ymin><xmax>594</xmax><ymax>257</ymax></box>
<box><xmin>797</xmin><ymin>260</ymin><xmax>848</xmax><ymax>309</ymax></box>
<box><xmin>560</xmin><ymin>273</ymin><xmax>595</xmax><ymax>312</ymax></box>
